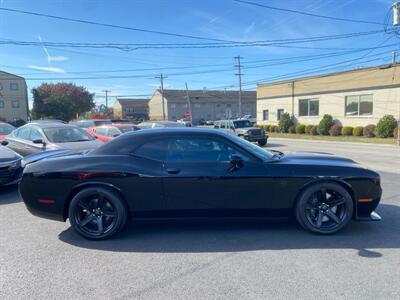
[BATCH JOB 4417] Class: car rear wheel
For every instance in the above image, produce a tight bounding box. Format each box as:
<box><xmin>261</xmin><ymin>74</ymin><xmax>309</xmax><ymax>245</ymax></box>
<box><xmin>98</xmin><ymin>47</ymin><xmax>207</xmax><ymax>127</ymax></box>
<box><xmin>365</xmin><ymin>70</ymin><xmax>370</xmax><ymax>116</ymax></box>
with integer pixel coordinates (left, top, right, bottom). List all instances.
<box><xmin>295</xmin><ymin>182</ymin><xmax>353</xmax><ymax>234</ymax></box>
<box><xmin>68</xmin><ymin>187</ymin><xmax>127</xmax><ymax>240</ymax></box>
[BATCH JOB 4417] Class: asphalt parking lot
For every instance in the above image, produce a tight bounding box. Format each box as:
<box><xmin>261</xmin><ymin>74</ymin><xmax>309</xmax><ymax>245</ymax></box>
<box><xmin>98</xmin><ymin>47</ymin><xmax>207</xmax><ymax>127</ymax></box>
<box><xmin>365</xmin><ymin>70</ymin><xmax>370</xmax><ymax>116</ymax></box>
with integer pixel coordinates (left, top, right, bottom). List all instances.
<box><xmin>1</xmin><ymin>138</ymin><xmax>399</xmax><ymax>299</ymax></box>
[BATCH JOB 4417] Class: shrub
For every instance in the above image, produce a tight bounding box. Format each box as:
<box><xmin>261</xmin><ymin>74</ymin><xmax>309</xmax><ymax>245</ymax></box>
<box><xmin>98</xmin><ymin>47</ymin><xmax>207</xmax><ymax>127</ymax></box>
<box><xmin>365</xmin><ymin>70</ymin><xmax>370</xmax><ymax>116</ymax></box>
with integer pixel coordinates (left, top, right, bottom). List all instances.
<box><xmin>263</xmin><ymin>125</ymin><xmax>271</xmax><ymax>132</ymax></box>
<box><xmin>269</xmin><ymin>125</ymin><xmax>277</xmax><ymax>132</ymax></box>
<box><xmin>274</xmin><ymin>125</ymin><xmax>280</xmax><ymax>132</ymax></box>
<box><xmin>309</xmin><ymin>126</ymin><xmax>318</xmax><ymax>135</ymax></box>
<box><xmin>363</xmin><ymin>124</ymin><xmax>376</xmax><ymax>137</ymax></box>
<box><xmin>393</xmin><ymin>127</ymin><xmax>399</xmax><ymax>139</ymax></box>
<box><xmin>352</xmin><ymin>126</ymin><xmax>364</xmax><ymax>136</ymax></box>
<box><xmin>317</xmin><ymin>114</ymin><xmax>334</xmax><ymax>135</ymax></box>
<box><xmin>376</xmin><ymin>115</ymin><xmax>397</xmax><ymax>137</ymax></box>
<box><xmin>305</xmin><ymin>124</ymin><xmax>314</xmax><ymax>134</ymax></box>
<box><xmin>278</xmin><ymin>112</ymin><xmax>292</xmax><ymax>133</ymax></box>
<box><xmin>288</xmin><ymin>125</ymin><xmax>296</xmax><ymax>134</ymax></box>
<box><xmin>341</xmin><ymin>126</ymin><xmax>354</xmax><ymax>136</ymax></box>
<box><xmin>329</xmin><ymin>125</ymin><xmax>342</xmax><ymax>136</ymax></box>
<box><xmin>295</xmin><ymin>124</ymin><xmax>306</xmax><ymax>134</ymax></box>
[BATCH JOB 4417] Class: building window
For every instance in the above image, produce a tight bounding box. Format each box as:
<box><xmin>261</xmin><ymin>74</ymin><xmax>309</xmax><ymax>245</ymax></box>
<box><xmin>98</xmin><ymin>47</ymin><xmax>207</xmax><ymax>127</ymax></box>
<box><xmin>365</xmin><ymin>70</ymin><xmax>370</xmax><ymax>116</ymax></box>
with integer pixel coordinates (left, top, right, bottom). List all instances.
<box><xmin>171</xmin><ymin>104</ymin><xmax>176</xmax><ymax>109</ymax></box>
<box><xmin>12</xmin><ymin>100</ymin><xmax>20</xmax><ymax>108</ymax></box>
<box><xmin>227</xmin><ymin>103</ymin><xmax>231</xmax><ymax>108</ymax></box>
<box><xmin>0</xmin><ymin>100</ymin><xmax>4</xmax><ymax>108</ymax></box>
<box><xmin>10</xmin><ymin>83</ymin><xmax>18</xmax><ymax>91</ymax></box>
<box><xmin>194</xmin><ymin>103</ymin><xmax>201</xmax><ymax>108</ymax></box>
<box><xmin>277</xmin><ymin>109</ymin><xmax>284</xmax><ymax>120</ymax></box>
<box><xmin>299</xmin><ymin>98</ymin><xmax>319</xmax><ymax>116</ymax></box>
<box><xmin>263</xmin><ymin>110</ymin><xmax>269</xmax><ymax>120</ymax></box>
<box><xmin>345</xmin><ymin>94</ymin><xmax>373</xmax><ymax>116</ymax></box>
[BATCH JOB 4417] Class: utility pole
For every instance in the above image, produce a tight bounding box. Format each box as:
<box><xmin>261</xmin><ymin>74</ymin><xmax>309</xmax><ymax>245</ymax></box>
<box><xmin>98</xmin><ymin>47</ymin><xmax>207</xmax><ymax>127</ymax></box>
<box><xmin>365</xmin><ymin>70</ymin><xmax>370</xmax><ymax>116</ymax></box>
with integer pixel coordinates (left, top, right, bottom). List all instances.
<box><xmin>392</xmin><ymin>51</ymin><xmax>397</xmax><ymax>65</ymax></box>
<box><xmin>291</xmin><ymin>81</ymin><xmax>295</xmax><ymax>117</ymax></box>
<box><xmin>234</xmin><ymin>56</ymin><xmax>243</xmax><ymax>118</ymax></box>
<box><xmin>185</xmin><ymin>82</ymin><xmax>192</xmax><ymax>123</ymax></box>
<box><xmin>392</xmin><ymin>2</ymin><xmax>400</xmax><ymax>145</ymax></box>
<box><xmin>102</xmin><ymin>89</ymin><xmax>111</xmax><ymax>108</ymax></box>
<box><xmin>156</xmin><ymin>74</ymin><xmax>167</xmax><ymax>120</ymax></box>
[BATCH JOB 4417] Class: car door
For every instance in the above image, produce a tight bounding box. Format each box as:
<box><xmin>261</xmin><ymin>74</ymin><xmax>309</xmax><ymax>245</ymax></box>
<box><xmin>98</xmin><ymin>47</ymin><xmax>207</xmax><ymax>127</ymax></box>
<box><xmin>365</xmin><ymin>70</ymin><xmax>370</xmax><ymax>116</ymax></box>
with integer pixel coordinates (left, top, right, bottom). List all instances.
<box><xmin>162</xmin><ymin>135</ymin><xmax>275</xmax><ymax>217</ymax></box>
<box><xmin>6</xmin><ymin>127</ymin><xmax>32</xmax><ymax>156</ymax></box>
<box><xmin>26</xmin><ymin>127</ymin><xmax>47</xmax><ymax>154</ymax></box>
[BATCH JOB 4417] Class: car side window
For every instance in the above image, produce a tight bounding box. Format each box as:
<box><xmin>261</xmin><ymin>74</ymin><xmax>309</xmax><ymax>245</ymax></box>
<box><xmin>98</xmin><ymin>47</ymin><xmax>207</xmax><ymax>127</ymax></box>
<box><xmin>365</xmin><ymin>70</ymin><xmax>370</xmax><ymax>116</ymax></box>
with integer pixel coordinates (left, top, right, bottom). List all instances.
<box><xmin>16</xmin><ymin>127</ymin><xmax>31</xmax><ymax>140</ymax></box>
<box><xmin>94</xmin><ymin>127</ymin><xmax>107</xmax><ymax>135</ymax></box>
<box><xmin>29</xmin><ymin>128</ymin><xmax>43</xmax><ymax>141</ymax></box>
<box><xmin>134</xmin><ymin>139</ymin><xmax>168</xmax><ymax>161</ymax></box>
<box><xmin>166</xmin><ymin>137</ymin><xmax>250</xmax><ymax>162</ymax></box>
<box><xmin>107</xmin><ymin>127</ymin><xmax>120</xmax><ymax>137</ymax></box>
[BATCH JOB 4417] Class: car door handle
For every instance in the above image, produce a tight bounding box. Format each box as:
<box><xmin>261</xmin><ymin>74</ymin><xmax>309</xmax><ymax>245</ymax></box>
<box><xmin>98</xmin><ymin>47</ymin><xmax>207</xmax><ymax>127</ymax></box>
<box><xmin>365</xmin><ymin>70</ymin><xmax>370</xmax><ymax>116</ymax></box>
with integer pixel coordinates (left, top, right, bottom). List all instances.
<box><xmin>167</xmin><ymin>168</ymin><xmax>180</xmax><ymax>174</ymax></box>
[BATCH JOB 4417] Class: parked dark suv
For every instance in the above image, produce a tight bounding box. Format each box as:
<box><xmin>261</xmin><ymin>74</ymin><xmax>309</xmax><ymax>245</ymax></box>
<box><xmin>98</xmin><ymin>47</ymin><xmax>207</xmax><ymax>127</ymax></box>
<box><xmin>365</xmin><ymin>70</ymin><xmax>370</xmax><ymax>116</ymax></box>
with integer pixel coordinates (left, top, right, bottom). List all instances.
<box><xmin>214</xmin><ymin>119</ymin><xmax>267</xmax><ymax>146</ymax></box>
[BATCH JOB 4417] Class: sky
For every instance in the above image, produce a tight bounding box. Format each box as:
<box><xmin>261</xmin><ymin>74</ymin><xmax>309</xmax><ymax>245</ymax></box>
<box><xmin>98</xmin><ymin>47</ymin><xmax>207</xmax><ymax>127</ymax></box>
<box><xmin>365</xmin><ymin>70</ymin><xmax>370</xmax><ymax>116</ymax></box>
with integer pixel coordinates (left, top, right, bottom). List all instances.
<box><xmin>0</xmin><ymin>0</ymin><xmax>396</xmax><ymax>108</ymax></box>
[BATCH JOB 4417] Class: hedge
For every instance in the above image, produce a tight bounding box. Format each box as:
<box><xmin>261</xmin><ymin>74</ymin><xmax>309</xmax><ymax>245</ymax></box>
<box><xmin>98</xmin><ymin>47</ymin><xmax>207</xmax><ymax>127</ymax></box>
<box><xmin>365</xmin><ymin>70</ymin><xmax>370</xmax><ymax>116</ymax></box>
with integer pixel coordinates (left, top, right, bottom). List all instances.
<box><xmin>329</xmin><ymin>125</ymin><xmax>342</xmax><ymax>136</ymax></box>
<box><xmin>341</xmin><ymin>126</ymin><xmax>354</xmax><ymax>136</ymax></box>
<box><xmin>288</xmin><ymin>125</ymin><xmax>296</xmax><ymax>134</ymax></box>
<box><xmin>317</xmin><ymin>114</ymin><xmax>334</xmax><ymax>135</ymax></box>
<box><xmin>295</xmin><ymin>124</ymin><xmax>306</xmax><ymax>134</ymax></box>
<box><xmin>352</xmin><ymin>126</ymin><xmax>364</xmax><ymax>136</ymax></box>
<box><xmin>376</xmin><ymin>115</ymin><xmax>397</xmax><ymax>137</ymax></box>
<box><xmin>363</xmin><ymin>124</ymin><xmax>376</xmax><ymax>138</ymax></box>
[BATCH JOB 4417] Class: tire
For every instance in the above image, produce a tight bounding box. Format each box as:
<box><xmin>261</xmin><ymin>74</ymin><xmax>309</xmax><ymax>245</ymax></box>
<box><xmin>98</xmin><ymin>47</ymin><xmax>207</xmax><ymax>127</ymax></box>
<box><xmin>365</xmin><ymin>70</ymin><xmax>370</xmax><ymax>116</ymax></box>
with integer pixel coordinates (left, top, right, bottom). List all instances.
<box><xmin>68</xmin><ymin>187</ymin><xmax>127</xmax><ymax>240</ymax></box>
<box><xmin>257</xmin><ymin>139</ymin><xmax>267</xmax><ymax>146</ymax></box>
<box><xmin>295</xmin><ymin>182</ymin><xmax>353</xmax><ymax>235</ymax></box>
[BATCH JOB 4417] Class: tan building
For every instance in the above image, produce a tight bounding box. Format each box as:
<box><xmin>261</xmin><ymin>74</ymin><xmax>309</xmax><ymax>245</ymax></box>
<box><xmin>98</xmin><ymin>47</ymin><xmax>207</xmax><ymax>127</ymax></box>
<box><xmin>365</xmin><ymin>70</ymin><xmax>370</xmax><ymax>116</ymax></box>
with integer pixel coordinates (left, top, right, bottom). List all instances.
<box><xmin>0</xmin><ymin>71</ymin><xmax>29</xmax><ymax>122</ymax></box>
<box><xmin>257</xmin><ymin>64</ymin><xmax>400</xmax><ymax>126</ymax></box>
<box><xmin>148</xmin><ymin>89</ymin><xmax>256</xmax><ymax>123</ymax></box>
<box><xmin>113</xmin><ymin>98</ymin><xmax>149</xmax><ymax>120</ymax></box>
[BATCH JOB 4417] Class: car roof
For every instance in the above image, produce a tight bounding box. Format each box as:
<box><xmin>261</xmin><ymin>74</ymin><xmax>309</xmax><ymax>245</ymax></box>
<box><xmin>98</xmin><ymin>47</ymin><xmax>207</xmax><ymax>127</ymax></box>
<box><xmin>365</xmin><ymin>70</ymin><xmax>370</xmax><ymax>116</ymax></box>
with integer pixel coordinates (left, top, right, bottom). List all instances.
<box><xmin>126</xmin><ymin>127</ymin><xmax>227</xmax><ymax>137</ymax></box>
<box><xmin>24</xmin><ymin>122</ymin><xmax>77</xmax><ymax>129</ymax></box>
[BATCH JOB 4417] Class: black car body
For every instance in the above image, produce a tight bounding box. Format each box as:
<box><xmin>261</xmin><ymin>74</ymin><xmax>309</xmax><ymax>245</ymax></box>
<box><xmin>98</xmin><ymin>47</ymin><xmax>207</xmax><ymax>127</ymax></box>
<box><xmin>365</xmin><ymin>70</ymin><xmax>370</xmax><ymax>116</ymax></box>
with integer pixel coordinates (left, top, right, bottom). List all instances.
<box><xmin>19</xmin><ymin>128</ymin><xmax>382</xmax><ymax>239</ymax></box>
<box><xmin>0</xmin><ymin>145</ymin><xmax>23</xmax><ymax>186</ymax></box>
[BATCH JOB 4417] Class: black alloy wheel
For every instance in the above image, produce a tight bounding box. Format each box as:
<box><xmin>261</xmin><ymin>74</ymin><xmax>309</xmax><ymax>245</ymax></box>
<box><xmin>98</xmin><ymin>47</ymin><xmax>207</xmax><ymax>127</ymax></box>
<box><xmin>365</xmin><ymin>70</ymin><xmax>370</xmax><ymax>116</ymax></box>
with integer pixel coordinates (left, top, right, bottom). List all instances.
<box><xmin>68</xmin><ymin>187</ymin><xmax>127</xmax><ymax>240</ymax></box>
<box><xmin>257</xmin><ymin>139</ymin><xmax>267</xmax><ymax>146</ymax></box>
<box><xmin>295</xmin><ymin>182</ymin><xmax>353</xmax><ymax>234</ymax></box>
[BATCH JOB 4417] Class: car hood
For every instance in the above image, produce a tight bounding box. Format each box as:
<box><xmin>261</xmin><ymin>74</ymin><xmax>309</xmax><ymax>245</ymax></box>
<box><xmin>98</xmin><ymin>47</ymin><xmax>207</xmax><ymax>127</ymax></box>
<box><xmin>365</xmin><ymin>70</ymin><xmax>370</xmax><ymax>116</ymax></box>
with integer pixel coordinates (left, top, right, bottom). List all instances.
<box><xmin>280</xmin><ymin>151</ymin><xmax>358</xmax><ymax>166</ymax></box>
<box><xmin>0</xmin><ymin>146</ymin><xmax>22</xmax><ymax>164</ymax></box>
<box><xmin>51</xmin><ymin>140</ymin><xmax>102</xmax><ymax>151</ymax></box>
<box><xmin>236</xmin><ymin>127</ymin><xmax>261</xmax><ymax>133</ymax></box>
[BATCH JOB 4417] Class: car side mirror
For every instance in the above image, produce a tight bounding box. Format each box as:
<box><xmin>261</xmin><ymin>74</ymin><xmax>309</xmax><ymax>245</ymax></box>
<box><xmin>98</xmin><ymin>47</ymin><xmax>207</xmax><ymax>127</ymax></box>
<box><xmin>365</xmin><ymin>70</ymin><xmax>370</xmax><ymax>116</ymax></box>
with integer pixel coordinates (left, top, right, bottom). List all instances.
<box><xmin>112</xmin><ymin>134</ymin><xmax>120</xmax><ymax>137</ymax></box>
<box><xmin>1</xmin><ymin>140</ymin><xmax>8</xmax><ymax>146</ymax></box>
<box><xmin>32</xmin><ymin>139</ymin><xmax>44</xmax><ymax>144</ymax></box>
<box><xmin>229</xmin><ymin>154</ymin><xmax>244</xmax><ymax>171</ymax></box>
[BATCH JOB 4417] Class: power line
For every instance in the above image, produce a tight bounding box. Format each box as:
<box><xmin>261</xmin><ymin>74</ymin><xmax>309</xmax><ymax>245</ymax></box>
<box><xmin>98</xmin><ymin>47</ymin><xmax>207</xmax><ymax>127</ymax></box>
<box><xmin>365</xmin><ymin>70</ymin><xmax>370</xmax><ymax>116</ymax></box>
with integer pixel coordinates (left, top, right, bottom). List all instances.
<box><xmin>0</xmin><ymin>30</ymin><xmax>388</xmax><ymax>51</ymax></box>
<box><xmin>0</xmin><ymin>7</ymin><xmax>235</xmax><ymax>43</ymax></box>
<box><xmin>233</xmin><ymin>0</ymin><xmax>384</xmax><ymax>26</ymax></box>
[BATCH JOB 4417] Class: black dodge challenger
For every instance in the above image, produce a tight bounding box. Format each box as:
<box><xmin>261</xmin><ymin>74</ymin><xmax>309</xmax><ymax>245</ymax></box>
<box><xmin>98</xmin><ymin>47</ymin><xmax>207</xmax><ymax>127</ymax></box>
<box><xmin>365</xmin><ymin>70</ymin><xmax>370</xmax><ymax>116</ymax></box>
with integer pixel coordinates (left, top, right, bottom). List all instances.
<box><xmin>19</xmin><ymin>128</ymin><xmax>382</xmax><ymax>239</ymax></box>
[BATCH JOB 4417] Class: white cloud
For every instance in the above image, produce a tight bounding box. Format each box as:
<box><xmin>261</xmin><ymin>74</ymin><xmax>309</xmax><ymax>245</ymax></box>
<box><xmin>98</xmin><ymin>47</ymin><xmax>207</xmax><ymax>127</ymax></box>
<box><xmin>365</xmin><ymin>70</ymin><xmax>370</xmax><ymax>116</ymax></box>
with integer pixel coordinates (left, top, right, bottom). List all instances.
<box><xmin>48</xmin><ymin>55</ymin><xmax>69</xmax><ymax>62</ymax></box>
<box><xmin>28</xmin><ymin>65</ymin><xmax>65</xmax><ymax>73</ymax></box>
<box><xmin>244</xmin><ymin>21</ymin><xmax>256</xmax><ymax>34</ymax></box>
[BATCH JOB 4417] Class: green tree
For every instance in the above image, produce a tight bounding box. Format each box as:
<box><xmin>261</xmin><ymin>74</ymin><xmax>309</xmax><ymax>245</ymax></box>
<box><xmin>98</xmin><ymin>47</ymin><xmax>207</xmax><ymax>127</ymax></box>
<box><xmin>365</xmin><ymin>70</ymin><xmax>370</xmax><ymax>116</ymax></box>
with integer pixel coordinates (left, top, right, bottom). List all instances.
<box><xmin>278</xmin><ymin>112</ymin><xmax>292</xmax><ymax>133</ymax></box>
<box><xmin>31</xmin><ymin>83</ymin><xmax>95</xmax><ymax>121</ymax></box>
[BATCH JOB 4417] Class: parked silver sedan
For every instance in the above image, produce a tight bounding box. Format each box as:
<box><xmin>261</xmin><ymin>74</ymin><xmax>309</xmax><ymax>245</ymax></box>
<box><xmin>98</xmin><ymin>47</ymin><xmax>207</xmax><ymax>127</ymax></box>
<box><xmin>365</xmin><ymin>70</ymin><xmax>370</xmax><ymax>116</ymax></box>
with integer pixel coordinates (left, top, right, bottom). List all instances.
<box><xmin>5</xmin><ymin>122</ymin><xmax>102</xmax><ymax>156</ymax></box>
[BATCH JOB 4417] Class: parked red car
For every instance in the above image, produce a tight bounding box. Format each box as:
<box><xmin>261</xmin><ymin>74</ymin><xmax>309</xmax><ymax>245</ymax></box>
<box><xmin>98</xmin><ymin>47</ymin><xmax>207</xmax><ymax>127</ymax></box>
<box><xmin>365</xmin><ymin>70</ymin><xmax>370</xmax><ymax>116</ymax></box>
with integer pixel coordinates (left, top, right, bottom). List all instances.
<box><xmin>0</xmin><ymin>122</ymin><xmax>15</xmax><ymax>141</ymax></box>
<box><xmin>87</xmin><ymin>124</ymin><xmax>139</xmax><ymax>142</ymax></box>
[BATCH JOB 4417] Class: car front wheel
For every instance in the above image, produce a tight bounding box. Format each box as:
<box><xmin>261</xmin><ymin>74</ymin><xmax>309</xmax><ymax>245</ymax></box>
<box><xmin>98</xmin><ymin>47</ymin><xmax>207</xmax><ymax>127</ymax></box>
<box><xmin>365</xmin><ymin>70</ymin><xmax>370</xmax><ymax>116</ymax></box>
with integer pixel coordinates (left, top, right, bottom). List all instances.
<box><xmin>257</xmin><ymin>139</ymin><xmax>267</xmax><ymax>146</ymax></box>
<box><xmin>68</xmin><ymin>187</ymin><xmax>127</xmax><ymax>240</ymax></box>
<box><xmin>295</xmin><ymin>182</ymin><xmax>353</xmax><ymax>234</ymax></box>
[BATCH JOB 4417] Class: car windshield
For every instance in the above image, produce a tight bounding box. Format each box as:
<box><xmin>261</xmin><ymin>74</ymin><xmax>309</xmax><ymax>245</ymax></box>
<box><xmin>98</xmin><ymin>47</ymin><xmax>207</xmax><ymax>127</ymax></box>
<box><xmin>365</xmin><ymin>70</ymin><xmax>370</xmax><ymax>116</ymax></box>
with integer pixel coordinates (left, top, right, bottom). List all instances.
<box><xmin>0</xmin><ymin>123</ymin><xmax>15</xmax><ymax>135</ymax></box>
<box><xmin>228</xmin><ymin>133</ymin><xmax>275</xmax><ymax>160</ymax></box>
<box><xmin>43</xmin><ymin>126</ymin><xmax>95</xmax><ymax>143</ymax></box>
<box><xmin>233</xmin><ymin>120</ymin><xmax>252</xmax><ymax>128</ymax></box>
